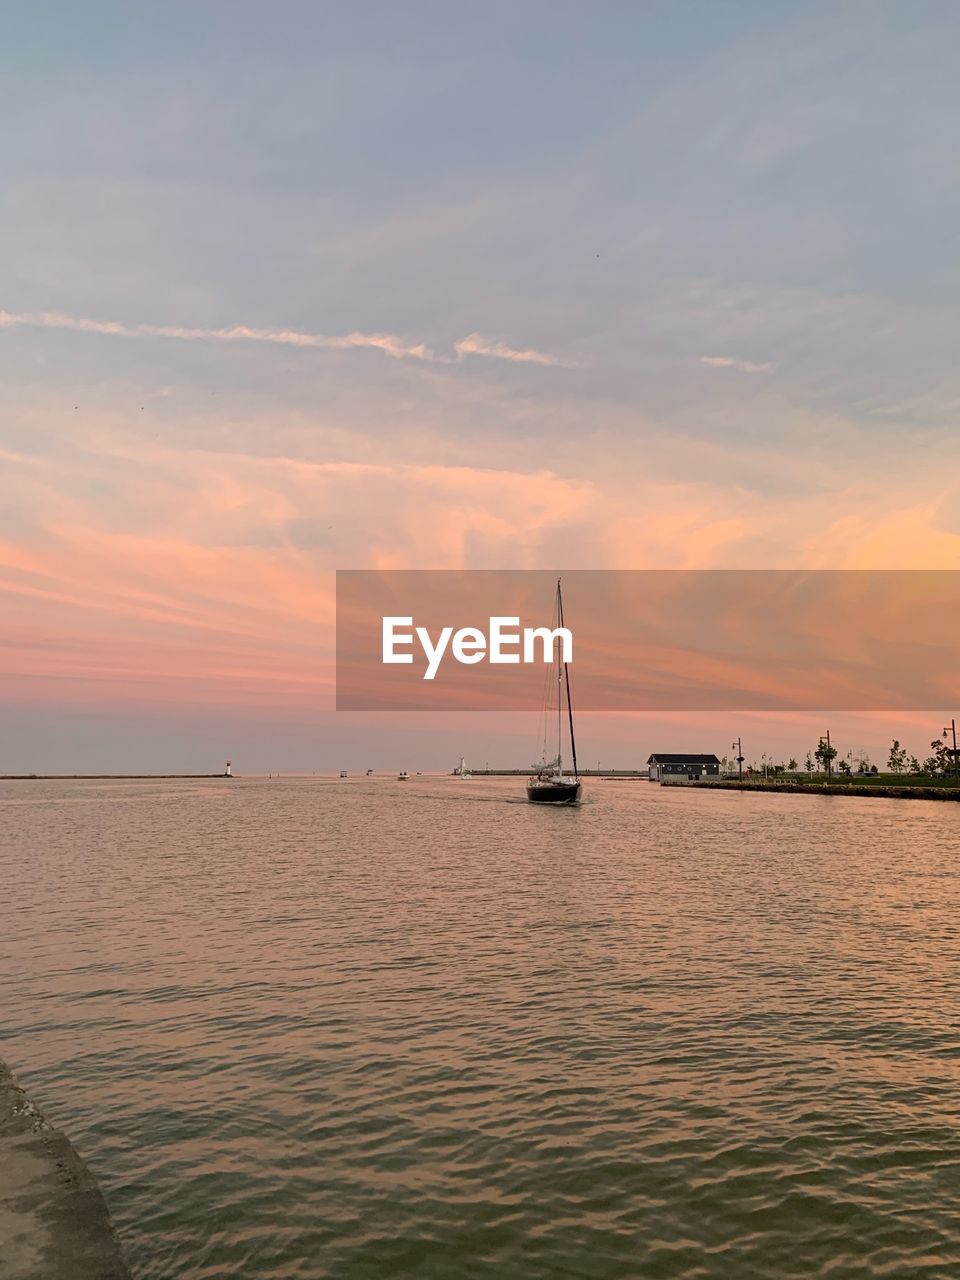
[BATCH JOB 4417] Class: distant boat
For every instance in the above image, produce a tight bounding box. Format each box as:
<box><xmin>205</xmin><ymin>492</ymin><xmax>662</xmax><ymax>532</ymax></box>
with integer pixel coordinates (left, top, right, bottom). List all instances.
<box><xmin>340</xmin><ymin>770</ymin><xmax>348</xmax><ymax>778</ymax></box>
<box><xmin>366</xmin><ymin>768</ymin><xmax>374</xmax><ymax>776</ymax></box>
<box><xmin>455</xmin><ymin>755</ymin><xmax>472</xmax><ymax>778</ymax></box>
<box><xmin>527</xmin><ymin>578</ymin><xmax>582</xmax><ymax>805</ymax></box>
<box><xmin>397</xmin><ymin>771</ymin><xmax>409</xmax><ymax>781</ymax></box>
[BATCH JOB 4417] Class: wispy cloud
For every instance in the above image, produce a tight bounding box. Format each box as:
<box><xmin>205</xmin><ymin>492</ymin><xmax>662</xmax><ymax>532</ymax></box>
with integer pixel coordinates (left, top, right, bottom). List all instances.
<box><xmin>0</xmin><ymin>309</ymin><xmax>438</xmax><ymax>362</ymax></box>
<box><xmin>700</xmin><ymin>354</ymin><xmax>775</xmax><ymax>373</ymax></box>
<box><xmin>0</xmin><ymin>309</ymin><xmax>570</xmax><ymax>369</ymax></box>
<box><xmin>454</xmin><ymin>333</ymin><xmax>573</xmax><ymax>367</ymax></box>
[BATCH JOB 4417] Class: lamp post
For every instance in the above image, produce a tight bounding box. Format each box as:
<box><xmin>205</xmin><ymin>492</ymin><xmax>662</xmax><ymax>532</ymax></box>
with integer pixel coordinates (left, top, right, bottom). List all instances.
<box><xmin>943</xmin><ymin>720</ymin><xmax>959</xmax><ymax>783</ymax></box>
<box><xmin>732</xmin><ymin>738</ymin><xmax>744</xmax><ymax>782</ymax></box>
<box><xmin>819</xmin><ymin>730</ymin><xmax>833</xmax><ymax>778</ymax></box>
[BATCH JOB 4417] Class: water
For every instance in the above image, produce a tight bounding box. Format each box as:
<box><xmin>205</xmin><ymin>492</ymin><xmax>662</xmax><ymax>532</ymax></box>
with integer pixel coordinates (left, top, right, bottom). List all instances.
<box><xmin>2</xmin><ymin>776</ymin><xmax>960</xmax><ymax>1279</ymax></box>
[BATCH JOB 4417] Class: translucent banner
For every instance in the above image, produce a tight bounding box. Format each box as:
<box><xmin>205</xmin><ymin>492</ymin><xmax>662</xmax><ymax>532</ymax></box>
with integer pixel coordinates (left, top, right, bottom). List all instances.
<box><xmin>335</xmin><ymin>570</ymin><xmax>960</xmax><ymax>711</ymax></box>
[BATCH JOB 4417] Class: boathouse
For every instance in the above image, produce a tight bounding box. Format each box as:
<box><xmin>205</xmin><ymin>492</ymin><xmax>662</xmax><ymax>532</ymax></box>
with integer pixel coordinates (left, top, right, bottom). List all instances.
<box><xmin>647</xmin><ymin>753</ymin><xmax>721</xmax><ymax>783</ymax></box>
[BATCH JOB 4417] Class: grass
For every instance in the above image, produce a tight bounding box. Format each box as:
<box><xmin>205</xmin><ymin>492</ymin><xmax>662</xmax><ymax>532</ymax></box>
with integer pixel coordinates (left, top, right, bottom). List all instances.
<box><xmin>740</xmin><ymin>772</ymin><xmax>960</xmax><ymax>789</ymax></box>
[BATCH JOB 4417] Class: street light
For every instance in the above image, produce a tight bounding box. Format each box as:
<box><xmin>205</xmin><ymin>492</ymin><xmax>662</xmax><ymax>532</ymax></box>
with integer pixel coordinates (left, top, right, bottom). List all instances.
<box><xmin>818</xmin><ymin>730</ymin><xmax>833</xmax><ymax>778</ymax></box>
<box><xmin>943</xmin><ymin>720</ymin><xmax>959</xmax><ymax>783</ymax></box>
<box><xmin>732</xmin><ymin>738</ymin><xmax>744</xmax><ymax>782</ymax></box>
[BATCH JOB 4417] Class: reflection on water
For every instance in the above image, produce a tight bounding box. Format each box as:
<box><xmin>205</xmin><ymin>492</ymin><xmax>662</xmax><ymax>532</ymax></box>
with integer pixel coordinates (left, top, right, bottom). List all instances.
<box><xmin>2</xmin><ymin>776</ymin><xmax>960</xmax><ymax>1278</ymax></box>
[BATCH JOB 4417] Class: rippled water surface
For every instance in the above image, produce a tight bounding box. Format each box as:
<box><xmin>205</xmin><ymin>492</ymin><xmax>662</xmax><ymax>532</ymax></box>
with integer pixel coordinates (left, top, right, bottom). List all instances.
<box><xmin>3</xmin><ymin>775</ymin><xmax>960</xmax><ymax>1278</ymax></box>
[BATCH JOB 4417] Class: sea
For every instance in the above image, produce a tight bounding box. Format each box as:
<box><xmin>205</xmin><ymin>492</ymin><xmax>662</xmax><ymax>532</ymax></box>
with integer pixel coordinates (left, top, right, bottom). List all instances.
<box><xmin>2</xmin><ymin>775</ymin><xmax>960</xmax><ymax>1279</ymax></box>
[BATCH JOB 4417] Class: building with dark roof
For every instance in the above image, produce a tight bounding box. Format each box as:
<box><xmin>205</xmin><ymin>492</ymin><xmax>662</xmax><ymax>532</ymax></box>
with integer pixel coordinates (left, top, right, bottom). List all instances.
<box><xmin>646</xmin><ymin>753</ymin><xmax>721</xmax><ymax>782</ymax></box>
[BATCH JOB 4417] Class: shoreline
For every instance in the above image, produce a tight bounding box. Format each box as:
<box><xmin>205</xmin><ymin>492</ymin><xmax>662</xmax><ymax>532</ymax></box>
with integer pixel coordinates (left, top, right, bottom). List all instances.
<box><xmin>693</xmin><ymin>779</ymin><xmax>960</xmax><ymax>802</ymax></box>
<box><xmin>0</xmin><ymin>1059</ymin><xmax>131</xmax><ymax>1279</ymax></box>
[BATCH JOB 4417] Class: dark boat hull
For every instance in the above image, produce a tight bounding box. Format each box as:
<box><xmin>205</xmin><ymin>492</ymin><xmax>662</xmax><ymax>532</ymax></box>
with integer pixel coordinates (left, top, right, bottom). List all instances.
<box><xmin>526</xmin><ymin>779</ymin><xmax>582</xmax><ymax>804</ymax></box>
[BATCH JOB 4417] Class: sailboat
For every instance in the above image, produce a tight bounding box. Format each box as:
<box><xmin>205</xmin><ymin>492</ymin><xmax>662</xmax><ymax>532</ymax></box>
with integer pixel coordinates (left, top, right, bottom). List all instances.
<box><xmin>526</xmin><ymin>578</ymin><xmax>582</xmax><ymax>805</ymax></box>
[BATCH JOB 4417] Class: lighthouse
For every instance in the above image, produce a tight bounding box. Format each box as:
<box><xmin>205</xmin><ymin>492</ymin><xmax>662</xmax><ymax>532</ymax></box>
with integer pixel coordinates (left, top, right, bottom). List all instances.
<box><xmin>225</xmin><ymin>760</ymin><xmax>233</xmax><ymax>777</ymax></box>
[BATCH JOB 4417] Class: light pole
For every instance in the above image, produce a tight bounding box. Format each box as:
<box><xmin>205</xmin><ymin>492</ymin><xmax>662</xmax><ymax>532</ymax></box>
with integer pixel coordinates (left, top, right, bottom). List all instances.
<box><xmin>943</xmin><ymin>720</ymin><xmax>959</xmax><ymax>783</ymax></box>
<box><xmin>732</xmin><ymin>738</ymin><xmax>744</xmax><ymax>782</ymax></box>
<box><xmin>819</xmin><ymin>730</ymin><xmax>833</xmax><ymax>778</ymax></box>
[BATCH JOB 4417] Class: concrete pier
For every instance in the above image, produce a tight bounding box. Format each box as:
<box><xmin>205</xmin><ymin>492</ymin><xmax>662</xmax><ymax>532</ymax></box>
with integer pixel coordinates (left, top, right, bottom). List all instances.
<box><xmin>685</xmin><ymin>779</ymin><xmax>960</xmax><ymax>801</ymax></box>
<box><xmin>0</xmin><ymin>1061</ymin><xmax>131</xmax><ymax>1280</ymax></box>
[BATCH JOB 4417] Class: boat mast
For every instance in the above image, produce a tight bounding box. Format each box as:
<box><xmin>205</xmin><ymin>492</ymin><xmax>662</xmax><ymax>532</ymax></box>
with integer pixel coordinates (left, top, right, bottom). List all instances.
<box><xmin>555</xmin><ymin>578</ymin><xmax>563</xmax><ymax>776</ymax></box>
<box><xmin>557</xmin><ymin>578</ymin><xmax>578</xmax><ymax>780</ymax></box>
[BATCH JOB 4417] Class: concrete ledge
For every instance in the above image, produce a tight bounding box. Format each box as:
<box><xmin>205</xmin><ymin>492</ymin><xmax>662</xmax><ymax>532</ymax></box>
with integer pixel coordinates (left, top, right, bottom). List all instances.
<box><xmin>692</xmin><ymin>779</ymin><xmax>960</xmax><ymax>801</ymax></box>
<box><xmin>0</xmin><ymin>1061</ymin><xmax>131</xmax><ymax>1280</ymax></box>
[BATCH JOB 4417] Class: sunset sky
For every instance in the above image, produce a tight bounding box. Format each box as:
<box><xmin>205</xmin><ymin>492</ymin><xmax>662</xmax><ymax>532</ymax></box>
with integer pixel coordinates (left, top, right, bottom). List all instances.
<box><xmin>3</xmin><ymin>2</ymin><xmax>960</xmax><ymax>772</ymax></box>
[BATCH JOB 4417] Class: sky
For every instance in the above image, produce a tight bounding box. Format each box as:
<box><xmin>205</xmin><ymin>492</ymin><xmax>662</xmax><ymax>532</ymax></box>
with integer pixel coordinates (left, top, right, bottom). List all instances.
<box><xmin>2</xmin><ymin>1</ymin><xmax>960</xmax><ymax>772</ymax></box>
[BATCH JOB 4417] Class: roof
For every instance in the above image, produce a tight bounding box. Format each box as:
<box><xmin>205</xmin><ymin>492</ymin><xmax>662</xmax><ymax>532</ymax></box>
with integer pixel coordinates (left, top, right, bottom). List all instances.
<box><xmin>646</xmin><ymin>753</ymin><xmax>721</xmax><ymax>765</ymax></box>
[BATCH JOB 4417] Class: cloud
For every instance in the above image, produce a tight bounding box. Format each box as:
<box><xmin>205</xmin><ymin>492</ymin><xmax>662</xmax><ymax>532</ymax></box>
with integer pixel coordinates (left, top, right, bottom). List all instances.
<box><xmin>0</xmin><ymin>309</ymin><xmax>570</xmax><ymax>369</ymax></box>
<box><xmin>454</xmin><ymin>332</ymin><xmax>573</xmax><ymax>367</ymax></box>
<box><xmin>0</xmin><ymin>308</ymin><xmax>438</xmax><ymax>362</ymax></box>
<box><xmin>0</xmin><ymin>311</ymin><xmax>131</xmax><ymax>338</ymax></box>
<box><xmin>0</xmin><ymin>433</ymin><xmax>600</xmax><ymax>711</ymax></box>
<box><xmin>700</xmin><ymin>354</ymin><xmax>775</xmax><ymax>373</ymax></box>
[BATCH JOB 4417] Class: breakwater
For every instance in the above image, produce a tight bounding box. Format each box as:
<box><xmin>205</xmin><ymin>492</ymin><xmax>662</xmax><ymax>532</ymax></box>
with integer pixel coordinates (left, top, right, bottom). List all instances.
<box><xmin>699</xmin><ymin>779</ymin><xmax>960</xmax><ymax>801</ymax></box>
<box><xmin>2</xmin><ymin>774</ymin><xmax>231</xmax><ymax>781</ymax></box>
<box><xmin>0</xmin><ymin>1060</ymin><xmax>130</xmax><ymax>1280</ymax></box>
<box><xmin>456</xmin><ymin>769</ymin><xmax>648</xmax><ymax>777</ymax></box>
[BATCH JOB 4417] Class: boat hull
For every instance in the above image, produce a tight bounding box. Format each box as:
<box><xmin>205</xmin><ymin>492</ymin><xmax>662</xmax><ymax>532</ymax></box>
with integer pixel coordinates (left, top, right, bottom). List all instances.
<box><xmin>526</xmin><ymin>779</ymin><xmax>582</xmax><ymax>804</ymax></box>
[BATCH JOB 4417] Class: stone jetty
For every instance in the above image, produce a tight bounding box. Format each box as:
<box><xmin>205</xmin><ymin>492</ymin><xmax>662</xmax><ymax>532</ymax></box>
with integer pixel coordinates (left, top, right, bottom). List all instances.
<box><xmin>0</xmin><ymin>1060</ymin><xmax>130</xmax><ymax>1280</ymax></box>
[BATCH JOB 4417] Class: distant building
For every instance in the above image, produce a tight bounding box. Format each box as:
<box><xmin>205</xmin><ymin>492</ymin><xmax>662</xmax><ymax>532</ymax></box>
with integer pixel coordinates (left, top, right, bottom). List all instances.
<box><xmin>647</xmin><ymin>753</ymin><xmax>721</xmax><ymax>783</ymax></box>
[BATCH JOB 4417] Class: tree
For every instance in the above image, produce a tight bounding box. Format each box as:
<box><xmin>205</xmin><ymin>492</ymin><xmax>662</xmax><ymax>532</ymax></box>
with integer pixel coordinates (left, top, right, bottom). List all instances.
<box><xmin>788</xmin><ymin>757</ymin><xmax>798</xmax><ymax>771</ymax></box>
<box><xmin>888</xmin><ymin>740</ymin><xmax>907</xmax><ymax>774</ymax></box>
<box><xmin>930</xmin><ymin>739</ymin><xmax>951</xmax><ymax>775</ymax></box>
<box><xmin>838</xmin><ymin>759</ymin><xmax>851</xmax><ymax>776</ymax></box>
<box><xmin>805</xmin><ymin>752</ymin><xmax>814</xmax><ymax>772</ymax></box>
<box><xmin>908</xmin><ymin>756</ymin><xmax>921</xmax><ymax>775</ymax></box>
<box><xmin>815</xmin><ymin>740</ymin><xmax>838</xmax><ymax>775</ymax></box>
